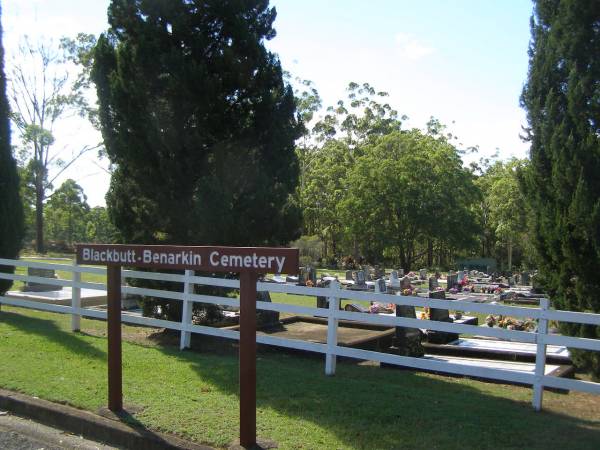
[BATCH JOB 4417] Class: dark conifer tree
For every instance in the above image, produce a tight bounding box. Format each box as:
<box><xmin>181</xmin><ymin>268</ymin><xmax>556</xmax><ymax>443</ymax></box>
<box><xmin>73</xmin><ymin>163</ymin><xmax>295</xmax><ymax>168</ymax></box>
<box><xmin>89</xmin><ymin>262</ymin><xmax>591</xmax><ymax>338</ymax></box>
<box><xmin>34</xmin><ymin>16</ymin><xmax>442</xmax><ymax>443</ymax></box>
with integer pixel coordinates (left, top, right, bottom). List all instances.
<box><xmin>0</xmin><ymin>4</ymin><xmax>24</xmax><ymax>295</ymax></box>
<box><xmin>521</xmin><ymin>0</ymin><xmax>600</xmax><ymax>377</ymax></box>
<box><xmin>92</xmin><ymin>0</ymin><xmax>301</xmax><ymax>248</ymax></box>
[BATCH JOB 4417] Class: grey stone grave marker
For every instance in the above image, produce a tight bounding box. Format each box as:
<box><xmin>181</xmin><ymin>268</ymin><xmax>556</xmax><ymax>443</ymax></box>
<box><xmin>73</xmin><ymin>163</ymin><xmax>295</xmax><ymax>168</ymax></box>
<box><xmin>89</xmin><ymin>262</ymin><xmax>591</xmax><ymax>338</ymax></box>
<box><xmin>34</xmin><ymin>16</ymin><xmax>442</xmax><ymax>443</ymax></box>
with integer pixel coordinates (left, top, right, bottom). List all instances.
<box><xmin>427</xmin><ymin>289</ymin><xmax>458</xmax><ymax>344</ymax></box>
<box><xmin>389</xmin><ymin>270</ymin><xmax>400</xmax><ymax>288</ymax></box>
<box><xmin>428</xmin><ymin>276</ymin><xmax>439</xmax><ymax>291</ymax></box>
<box><xmin>356</xmin><ymin>270</ymin><xmax>366</xmax><ymax>286</ymax></box>
<box><xmin>22</xmin><ymin>268</ymin><xmax>62</xmax><ymax>292</ymax></box>
<box><xmin>257</xmin><ymin>290</ymin><xmax>280</xmax><ymax>328</ymax></box>
<box><xmin>375</xmin><ymin>277</ymin><xmax>387</xmax><ymax>294</ymax></box>
<box><xmin>419</xmin><ymin>269</ymin><xmax>427</xmax><ymax>280</ymax></box>
<box><xmin>391</xmin><ymin>303</ymin><xmax>424</xmax><ymax>357</ymax></box>
<box><xmin>446</xmin><ymin>272</ymin><xmax>458</xmax><ymax>290</ymax></box>
<box><xmin>400</xmin><ymin>275</ymin><xmax>412</xmax><ymax>290</ymax></box>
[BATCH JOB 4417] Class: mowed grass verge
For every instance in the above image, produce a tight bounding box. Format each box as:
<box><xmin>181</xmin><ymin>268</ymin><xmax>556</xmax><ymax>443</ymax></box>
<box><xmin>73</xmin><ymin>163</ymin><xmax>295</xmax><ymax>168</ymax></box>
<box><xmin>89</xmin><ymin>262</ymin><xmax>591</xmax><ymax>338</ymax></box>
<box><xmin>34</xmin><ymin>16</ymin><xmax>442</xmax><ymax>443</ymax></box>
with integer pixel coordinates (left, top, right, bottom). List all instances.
<box><xmin>1</xmin><ymin>306</ymin><xmax>599</xmax><ymax>449</ymax></box>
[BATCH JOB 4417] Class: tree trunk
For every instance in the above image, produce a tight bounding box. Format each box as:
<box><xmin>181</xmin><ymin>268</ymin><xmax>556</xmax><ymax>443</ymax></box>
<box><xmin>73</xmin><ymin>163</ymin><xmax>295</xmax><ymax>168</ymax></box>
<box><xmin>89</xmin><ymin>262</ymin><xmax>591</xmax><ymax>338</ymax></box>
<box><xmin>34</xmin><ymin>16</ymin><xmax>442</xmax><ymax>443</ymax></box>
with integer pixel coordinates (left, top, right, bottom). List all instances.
<box><xmin>507</xmin><ymin>238</ymin><xmax>513</xmax><ymax>271</ymax></box>
<box><xmin>35</xmin><ymin>186</ymin><xmax>45</xmax><ymax>253</ymax></box>
<box><xmin>427</xmin><ymin>239</ymin><xmax>433</xmax><ymax>268</ymax></box>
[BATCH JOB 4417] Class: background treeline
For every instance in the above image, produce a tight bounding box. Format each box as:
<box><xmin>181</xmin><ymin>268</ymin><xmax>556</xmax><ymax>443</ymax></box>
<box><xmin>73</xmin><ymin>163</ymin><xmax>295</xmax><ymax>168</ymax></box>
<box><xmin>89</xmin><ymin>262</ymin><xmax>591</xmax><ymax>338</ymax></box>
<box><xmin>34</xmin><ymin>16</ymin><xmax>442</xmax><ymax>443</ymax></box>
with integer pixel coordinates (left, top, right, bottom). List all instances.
<box><xmin>292</xmin><ymin>81</ymin><xmax>532</xmax><ymax>271</ymax></box>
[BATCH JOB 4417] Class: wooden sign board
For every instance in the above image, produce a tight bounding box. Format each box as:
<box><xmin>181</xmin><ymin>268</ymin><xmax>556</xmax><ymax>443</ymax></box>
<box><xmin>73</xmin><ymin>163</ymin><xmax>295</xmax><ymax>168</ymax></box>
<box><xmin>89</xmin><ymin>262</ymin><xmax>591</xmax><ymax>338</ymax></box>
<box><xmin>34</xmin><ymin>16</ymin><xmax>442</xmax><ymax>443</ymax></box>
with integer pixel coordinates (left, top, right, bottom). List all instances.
<box><xmin>75</xmin><ymin>243</ymin><xmax>298</xmax><ymax>448</ymax></box>
<box><xmin>76</xmin><ymin>244</ymin><xmax>299</xmax><ymax>274</ymax></box>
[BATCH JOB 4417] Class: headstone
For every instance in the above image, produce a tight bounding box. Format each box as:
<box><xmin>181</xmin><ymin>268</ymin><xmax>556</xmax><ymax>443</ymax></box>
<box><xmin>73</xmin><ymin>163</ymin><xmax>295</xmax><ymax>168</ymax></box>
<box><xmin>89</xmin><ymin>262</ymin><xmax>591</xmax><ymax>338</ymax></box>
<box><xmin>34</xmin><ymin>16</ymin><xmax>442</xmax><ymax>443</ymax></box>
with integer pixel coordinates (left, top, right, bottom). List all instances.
<box><xmin>316</xmin><ymin>279</ymin><xmax>341</xmax><ymax>309</ymax></box>
<box><xmin>298</xmin><ymin>267</ymin><xmax>309</xmax><ymax>285</ymax></box>
<box><xmin>419</xmin><ymin>269</ymin><xmax>427</xmax><ymax>280</ymax></box>
<box><xmin>256</xmin><ymin>291</ymin><xmax>279</xmax><ymax>328</ymax></box>
<box><xmin>361</xmin><ymin>266</ymin><xmax>372</xmax><ymax>281</ymax></box>
<box><xmin>400</xmin><ymin>275</ymin><xmax>412</xmax><ymax>290</ymax></box>
<box><xmin>521</xmin><ymin>271</ymin><xmax>530</xmax><ymax>285</ymax></box>
<box><xmin>374</xmin><ymin>266</ymin><xmax>385</xmax><ymax>279</ymax></box>
<box><xmin>345</xmin><ymin>270</ymin><xmax>354</xmax><ymax>281</ymax></box>
<box><xmin>375</xmin><ymin>278</ymin><xmax>387</xmax><ymax>294</ymax></box>
<box><xmin>398</xmin><ymin>268</ymin><xmax>405</xmax><ymax>277</ymax></box>
<box><xmin>446</xmin><ymin>272</ymin><xmax>458</xmax><ymax>290</ymax></box>
<box><xmin>508</xmin><ymin>276</ymin><xmax>515</xmax><ymax>287</ymax></box>
<box><xmin>427</xmin><ymin>290</ymin><xmax>458</xmax><ymax>344</ymax></box>
<box><xmin>308</xmin><ymin>267</ymin><xmax>317</xmax><ymax>285</ymax></box>
<box><xmin>356</xmin><ymin>270</ymin><xmax>366</xmax><ymax>286</ymax></box>
<box><xmin>428</xmin><ymin>276</ymin><xmax>439</xmax><ymax>291</ymax></box>
<box><xmin>22</xmin><ymin>268</ymin><xmax>62</xmax><ymax>292</ymax></box>
<box><xmin>457</xmin><ymin>270</ymin><xmax>465</xmax><ymax>283</ymax></box>
<box><xmin>391</xmin><ymin>303</ymin><xmax>424</xmax><ymax>357</ymax></box>
<box><xmin>389</xmin><ymin>271</ymin><xmax>400</xmax><ymax>288</ymax></box>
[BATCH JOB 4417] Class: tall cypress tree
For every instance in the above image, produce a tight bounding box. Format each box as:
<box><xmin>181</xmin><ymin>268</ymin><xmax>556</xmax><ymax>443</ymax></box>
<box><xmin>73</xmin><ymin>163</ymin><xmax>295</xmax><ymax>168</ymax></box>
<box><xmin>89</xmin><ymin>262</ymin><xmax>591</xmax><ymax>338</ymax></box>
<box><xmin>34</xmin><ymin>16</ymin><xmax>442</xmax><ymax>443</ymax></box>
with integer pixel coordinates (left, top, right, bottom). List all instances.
<box><xmin>0</xmin><ymin>4</ymin><xmax>24</xmax><ymax>295</ymax></box>
<box><xmin>521</xmin><ymin>0</ymin><xmax>600</xmax><ymax>377</ymax></box>
<box><xmin>92</xmin><ymin>0</ymin><xmax>301</xmax><ymax>248</ymax></box>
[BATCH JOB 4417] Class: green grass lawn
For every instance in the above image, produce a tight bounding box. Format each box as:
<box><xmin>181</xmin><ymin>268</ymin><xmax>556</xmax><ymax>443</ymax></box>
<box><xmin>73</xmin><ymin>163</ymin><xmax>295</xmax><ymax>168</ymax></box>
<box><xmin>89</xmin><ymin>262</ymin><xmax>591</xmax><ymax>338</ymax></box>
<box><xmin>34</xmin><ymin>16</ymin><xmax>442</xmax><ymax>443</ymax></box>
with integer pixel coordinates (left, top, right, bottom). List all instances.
<box><xmin>1</xmin><ymin>305</ymin><xmax>599</xmax><ymax>449</ymax></box>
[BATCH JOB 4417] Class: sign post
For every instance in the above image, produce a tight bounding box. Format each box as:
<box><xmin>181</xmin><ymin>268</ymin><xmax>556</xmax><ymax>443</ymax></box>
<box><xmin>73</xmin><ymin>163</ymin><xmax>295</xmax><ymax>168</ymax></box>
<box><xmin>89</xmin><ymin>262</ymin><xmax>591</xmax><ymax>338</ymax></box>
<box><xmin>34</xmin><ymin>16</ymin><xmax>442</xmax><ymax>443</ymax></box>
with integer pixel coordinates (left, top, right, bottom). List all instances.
<box><xmin>106</xmin><ymin>265</ymin><xmax>122</xmax><ymax>412</ymax></box>
<box><xmin>239</xmin><ymin>271</ymin><xmax>258</xmax><ymax>447</ymax></box>
<box><xmin>76</xmin><ymin>244</ymin><xmax>298</xmax><ymax>448</ymax></box>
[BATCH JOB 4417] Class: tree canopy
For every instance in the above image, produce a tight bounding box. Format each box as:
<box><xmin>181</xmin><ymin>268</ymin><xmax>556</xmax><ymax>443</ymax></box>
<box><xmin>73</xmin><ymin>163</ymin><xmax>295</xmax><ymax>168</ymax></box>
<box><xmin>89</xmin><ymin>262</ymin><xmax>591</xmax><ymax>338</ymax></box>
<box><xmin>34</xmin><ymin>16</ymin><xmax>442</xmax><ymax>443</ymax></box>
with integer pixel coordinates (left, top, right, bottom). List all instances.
<box><xmin>339</xmin><ymin>130</ymin><xmax>480</xmax><ymax>269</ymax></box>
<box><xmin>521</xmin><ymin>0</ymin><xmax>600</xmax><ymax>377</ymax></box>
<box><xmin>92</xmin><ymin>0</ymin><xmax>302</xmax><ymax>247</ymax></box>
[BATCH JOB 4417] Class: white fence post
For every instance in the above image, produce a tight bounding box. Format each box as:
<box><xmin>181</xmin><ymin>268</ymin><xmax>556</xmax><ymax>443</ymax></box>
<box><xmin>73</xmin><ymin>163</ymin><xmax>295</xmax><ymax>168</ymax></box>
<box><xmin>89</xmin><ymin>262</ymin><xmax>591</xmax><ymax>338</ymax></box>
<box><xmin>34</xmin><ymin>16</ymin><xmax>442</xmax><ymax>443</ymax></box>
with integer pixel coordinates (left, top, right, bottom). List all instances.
<box><xmin>180</xmin><ymin>269</ymin><xmax>194</xmax><ymax>350</ymax></box>
<box><xmin>532</xmin><ymin>297</ymin><xmax>550</xmax><ymax>411</ymax></box>
<box><xmin>71</xmin><ymin>261</ymin><xmax>81</xmax><ymax>332</ymax></box>
<box><xmin>325</xmin><ymin>280</ymin><xmax>340</xmax><ymax>376</ymax></box>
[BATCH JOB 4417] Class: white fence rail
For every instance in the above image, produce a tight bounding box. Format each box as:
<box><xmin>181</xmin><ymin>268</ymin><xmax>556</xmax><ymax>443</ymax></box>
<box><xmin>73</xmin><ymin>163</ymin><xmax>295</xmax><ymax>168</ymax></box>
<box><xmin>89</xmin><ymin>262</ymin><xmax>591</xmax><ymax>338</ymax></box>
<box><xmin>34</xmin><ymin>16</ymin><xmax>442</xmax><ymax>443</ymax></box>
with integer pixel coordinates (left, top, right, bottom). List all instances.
<box><xmin>1</xmin><ymin>258</ymin><xmax>599</xmax><ymax>410</ymax></box>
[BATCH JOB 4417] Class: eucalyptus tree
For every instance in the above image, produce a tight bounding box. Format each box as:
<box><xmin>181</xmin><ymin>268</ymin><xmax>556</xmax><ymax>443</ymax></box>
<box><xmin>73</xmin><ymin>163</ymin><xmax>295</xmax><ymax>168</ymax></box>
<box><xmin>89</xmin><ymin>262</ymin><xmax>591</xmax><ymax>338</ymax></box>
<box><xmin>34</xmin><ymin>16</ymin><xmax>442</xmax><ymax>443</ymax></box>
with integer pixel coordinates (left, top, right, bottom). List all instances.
<box><xmin>9</xmin><ymin>36</ymin><xmax>101</xmax><ymax>253</ymax></box>
<box><xmin>339</xmin><ymin>130</ymin><xmax>479</xmax><ymax>269</ymax></box>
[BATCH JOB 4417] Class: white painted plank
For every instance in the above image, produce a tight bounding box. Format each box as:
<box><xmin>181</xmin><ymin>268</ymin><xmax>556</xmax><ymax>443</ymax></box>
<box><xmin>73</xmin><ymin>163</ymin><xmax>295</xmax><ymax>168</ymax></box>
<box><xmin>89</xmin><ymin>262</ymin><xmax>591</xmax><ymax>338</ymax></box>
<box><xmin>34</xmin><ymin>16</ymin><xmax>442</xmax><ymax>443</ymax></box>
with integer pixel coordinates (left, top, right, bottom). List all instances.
<box><xmin>123</xmin><ymin>269</ymin><xmax>185</xmax><ymax>283</ymax></box>
<box><xmin>544</xmin><ymin>309</ymin><xmax>600</xmax><ymax>326</ymax></box>
<box><xmin>0</xmin><ymin>296</ymin><xmax>74</xmax><ymax>314</ymax></box>
<box><xmin>542</xmin><ymin>376</ymin><xmax>600</xmax><ymax>395</ymax></box>
<box><xmin>334</xmin><ymin>346</ymin><xmax>536</xmax><ymax>385</ymax></box>
<box><xmin>542</xmin><ymin>334</ymin><xmax>600</xmax><ymax>352</ymax></box>
<box><xmin>334</xmin><ymin>309</ymin><xmax>537</xmax><ymax>343</ymax></box>
<box><xmin>256</xmin><ymin>301</ymin><xmax>323</xmax><ymax>317</ymax></box>
<box><xmin>0</xmin><ymin>272</ymin><xmax>73</xmax><ymax>288</ymax></box>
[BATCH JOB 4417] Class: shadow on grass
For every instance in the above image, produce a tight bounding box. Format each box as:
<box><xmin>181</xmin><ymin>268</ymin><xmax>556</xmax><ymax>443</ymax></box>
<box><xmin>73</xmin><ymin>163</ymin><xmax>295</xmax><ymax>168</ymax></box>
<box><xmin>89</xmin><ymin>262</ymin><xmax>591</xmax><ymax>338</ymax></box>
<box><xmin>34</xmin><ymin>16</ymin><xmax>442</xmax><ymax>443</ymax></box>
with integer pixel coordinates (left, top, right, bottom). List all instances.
<box><xmin>157</xmin><ymin>336</ymin><xmax>600</xmax><ymax>450</ymax></box>
<box><xmin>0</xmin><ymin>310</ymin><xmax>106</xmax><ymax>360</ymax></box>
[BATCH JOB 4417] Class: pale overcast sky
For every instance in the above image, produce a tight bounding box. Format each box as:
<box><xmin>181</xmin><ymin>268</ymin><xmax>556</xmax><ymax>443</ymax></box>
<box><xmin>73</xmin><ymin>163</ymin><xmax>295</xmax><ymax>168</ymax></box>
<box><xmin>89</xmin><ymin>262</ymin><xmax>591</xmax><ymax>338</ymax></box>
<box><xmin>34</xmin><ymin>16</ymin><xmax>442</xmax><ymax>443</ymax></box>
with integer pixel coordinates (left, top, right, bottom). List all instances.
<box><xmin>2</xmin><ymin>0</ymin><xmax>534</xmax><ymax>206</ymax></box>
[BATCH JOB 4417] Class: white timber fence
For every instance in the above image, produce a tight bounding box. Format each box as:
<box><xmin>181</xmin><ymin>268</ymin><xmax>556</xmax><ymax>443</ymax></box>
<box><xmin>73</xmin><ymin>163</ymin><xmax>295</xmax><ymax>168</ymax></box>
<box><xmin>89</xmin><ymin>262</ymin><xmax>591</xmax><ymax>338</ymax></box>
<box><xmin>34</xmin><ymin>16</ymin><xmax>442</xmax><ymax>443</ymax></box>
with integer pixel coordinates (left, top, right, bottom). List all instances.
<box><xmin>1</xmin><ymin>257</ymin><xmax>599</xmax><ymax>412</ymax></box>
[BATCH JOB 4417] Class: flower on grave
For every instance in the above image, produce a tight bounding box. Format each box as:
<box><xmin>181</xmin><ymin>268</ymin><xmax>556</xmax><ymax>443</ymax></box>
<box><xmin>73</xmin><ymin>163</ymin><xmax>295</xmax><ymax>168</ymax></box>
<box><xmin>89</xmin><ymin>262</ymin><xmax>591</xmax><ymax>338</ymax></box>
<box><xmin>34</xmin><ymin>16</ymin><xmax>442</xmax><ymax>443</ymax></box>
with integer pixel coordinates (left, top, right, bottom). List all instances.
<box><xmin>435</xmin><ymin>286</ymin><xmax>445</xmax><ymax>291</ymax></box>
<box><xmin>402</xmin><ymin>288</ymin><xmax>413</xmax><ymax>296</ymax></box>
<box><xmin>494</xmin><ymin>287</ymin><xmax>503</xmax><ymax>294</ymax></box>
<box><xmin>408</xmin><ymin>271</ymin><xmax>416</xmax><ymax>277</ymax></box>
<box><xmin>485</xmin><ymin>315</ymin><xmax>496</xmax><ymax>327</ymax></box>
<box><xmin>387</xmin><ymin>303</ymin><xmax>396</xmax><ymax>311</ymax></box>
<box><xmin>462</xmin><ymin>285</ymin><xmax>472</xmax><ymax>292</ymax></box>
<box><xmin>369</xmin><ymin>303</ymin><xmax>380</xmax><ymax>313</ymax></box>
<box><xmin>449</xmin><ymin>287</ymin><xmax>458</xmax><ymax>294</ymax></box>
<box><xmin>419</xmin><ymin>311</ymin><xmax>429</xmax><ymax>320</ymax></box>
<box><xmin>305</xmin><ymin>280</ymin><xmax>314</xmax><ymax>287</ymax></box>
<box><xmin>459</xmin><ymin>276</ymin><xmax>469</xmax><ymax>286</ymax></box>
